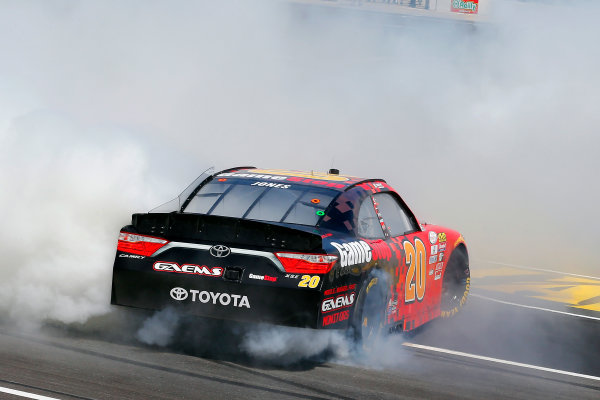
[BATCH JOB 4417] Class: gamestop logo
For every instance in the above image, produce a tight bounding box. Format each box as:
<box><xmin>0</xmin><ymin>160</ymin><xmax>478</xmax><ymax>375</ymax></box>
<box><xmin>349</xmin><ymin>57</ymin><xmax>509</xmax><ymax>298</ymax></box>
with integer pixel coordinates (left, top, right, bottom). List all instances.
<box><xmin>154</xmin><ymin>261</ymin><xmax>223</xmax><ymax>277</ymax></box>
<box><xmin>330</xmin><ymin>241</ymin><xmax>372</xmax><ymax>268</ymax></box>
<box><xmin>248</xmin><ymin>273</ymin><xmax>277</xmax><ymax>282</ymax></box>
<box><xmin>321</xmin><ymin>292</ymin><xmax>355</xmax><ymax>313</ymax></box>
<box><xmin>169</xmin><ymin>287</ymin><xmax>250</xmax><ymax>308</ymax></box>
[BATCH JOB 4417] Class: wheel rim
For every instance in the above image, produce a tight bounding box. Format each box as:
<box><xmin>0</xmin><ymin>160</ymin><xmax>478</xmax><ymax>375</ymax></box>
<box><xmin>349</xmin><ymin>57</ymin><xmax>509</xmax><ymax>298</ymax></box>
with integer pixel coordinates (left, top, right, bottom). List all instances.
<box><xmin>441</xmin><ymin>273</ymin><xmax>467</xmax><ymax>310</ymax></box>
<box><xmin>441</xmin><ymin>249</ymin><xmax>470</xmax><ymax>316</ymax></box>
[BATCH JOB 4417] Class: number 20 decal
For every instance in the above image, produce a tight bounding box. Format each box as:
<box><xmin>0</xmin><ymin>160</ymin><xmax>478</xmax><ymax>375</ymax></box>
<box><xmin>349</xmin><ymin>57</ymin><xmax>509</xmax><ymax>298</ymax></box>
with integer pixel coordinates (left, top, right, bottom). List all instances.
<box><xmin>298</xmin><ymin>275</ymin><xmax>320</xmax><ymax>288</ymax></box>
<box><xmin>403</xmin><ymin>238</ymin><xmax>427</xmax><ymax>303</ymax></box>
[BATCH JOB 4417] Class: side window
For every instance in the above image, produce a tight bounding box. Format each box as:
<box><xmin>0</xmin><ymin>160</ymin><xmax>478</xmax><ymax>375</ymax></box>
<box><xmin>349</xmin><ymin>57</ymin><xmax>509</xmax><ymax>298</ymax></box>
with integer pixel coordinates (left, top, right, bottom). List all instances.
<box><xmin>373</xmin><ymin>193</ymin><xmax>417</xmax><ymax>237</ymax></box>
<box><xmin>357</xmin><ymin>196</ymin><xmax>385</xmax><ymax>239</ymax></box>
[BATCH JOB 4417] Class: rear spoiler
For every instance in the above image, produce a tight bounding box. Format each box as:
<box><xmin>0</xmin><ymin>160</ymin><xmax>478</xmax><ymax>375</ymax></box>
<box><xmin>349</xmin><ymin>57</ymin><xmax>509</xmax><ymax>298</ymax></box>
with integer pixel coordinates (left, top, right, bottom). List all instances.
<box><xmin>131</xmin><ymin>212</ymin><xmax>323</xmax><ymax>253</ymax></box>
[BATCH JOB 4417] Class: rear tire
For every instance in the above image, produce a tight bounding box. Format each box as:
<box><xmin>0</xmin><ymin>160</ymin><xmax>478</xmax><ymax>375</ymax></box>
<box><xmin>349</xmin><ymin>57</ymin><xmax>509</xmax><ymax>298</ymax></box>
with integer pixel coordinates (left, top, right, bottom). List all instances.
<box><xmin>351</xmin><ymin>271</ymin><xmax>390</xmax><ymax>350</ymax></box>
<box><xmin>440</xmin><ymin>246</ymin><xmax>470</xmax><ymax>318</ymax></box>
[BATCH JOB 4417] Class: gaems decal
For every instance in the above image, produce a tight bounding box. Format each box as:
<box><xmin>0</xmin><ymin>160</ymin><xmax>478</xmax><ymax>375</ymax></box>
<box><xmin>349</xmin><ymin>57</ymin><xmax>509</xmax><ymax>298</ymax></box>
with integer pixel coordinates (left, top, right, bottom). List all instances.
<box><xmin>154</xmin><ymin>262</ymin><xmax>223</xmax><ymax>277</ymax></box>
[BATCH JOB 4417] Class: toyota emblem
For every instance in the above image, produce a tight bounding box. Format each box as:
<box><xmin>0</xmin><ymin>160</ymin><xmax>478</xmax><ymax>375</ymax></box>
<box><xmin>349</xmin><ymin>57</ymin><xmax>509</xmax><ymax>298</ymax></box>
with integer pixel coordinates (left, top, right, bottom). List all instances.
<box><xmin>170</xmin><ymin>287</ymin><xmax>188</xmax><ymax>301</ymax></box>
<box><xmin>210</xmin><ymin>245</ymin><xmax>231</xmax><ymax>258</ymax></box>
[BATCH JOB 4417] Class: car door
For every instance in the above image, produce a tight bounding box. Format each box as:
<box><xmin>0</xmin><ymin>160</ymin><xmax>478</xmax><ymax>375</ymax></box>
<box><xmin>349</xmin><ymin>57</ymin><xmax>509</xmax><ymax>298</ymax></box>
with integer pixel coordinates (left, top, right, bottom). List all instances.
<box><xmin>370</xmin><ymin>192</ymin><xmax>438</xmax><ymax>331</ymax></box>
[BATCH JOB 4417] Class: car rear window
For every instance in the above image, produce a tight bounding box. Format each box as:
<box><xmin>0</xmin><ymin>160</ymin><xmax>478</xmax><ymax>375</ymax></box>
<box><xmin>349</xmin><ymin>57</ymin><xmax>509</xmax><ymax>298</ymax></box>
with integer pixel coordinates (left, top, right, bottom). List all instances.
<box><xmin>183</xmin><ymin>179</ymin><xmax>338</xmax><ymax>226</ymax></box>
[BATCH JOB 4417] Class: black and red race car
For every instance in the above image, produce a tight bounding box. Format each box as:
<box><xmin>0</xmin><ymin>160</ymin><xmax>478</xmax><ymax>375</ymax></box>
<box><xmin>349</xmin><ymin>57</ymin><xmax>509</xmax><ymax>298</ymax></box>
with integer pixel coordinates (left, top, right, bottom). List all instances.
<box><xmin>111</xmin><ymin>167</ymin><xmax>470</xmax><ymax>342</ymax></box>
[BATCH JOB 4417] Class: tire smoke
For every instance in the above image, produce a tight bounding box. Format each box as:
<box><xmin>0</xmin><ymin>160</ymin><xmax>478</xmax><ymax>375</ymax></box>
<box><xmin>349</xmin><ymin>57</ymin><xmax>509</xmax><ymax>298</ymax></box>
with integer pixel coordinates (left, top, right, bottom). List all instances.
<box><xmin>0</xmin><ymin>117</ymin><xmax>151</xmax><ymax>329</ymax></box>
<box><xmin>241</xmin><ymin>324</ymin><xmax>351</xmax><ymax>365</ymax></box>
<box><xmin>137</xmin><ymin>308</ymin><xmax>181</xmax><ymax>347</ymax></box>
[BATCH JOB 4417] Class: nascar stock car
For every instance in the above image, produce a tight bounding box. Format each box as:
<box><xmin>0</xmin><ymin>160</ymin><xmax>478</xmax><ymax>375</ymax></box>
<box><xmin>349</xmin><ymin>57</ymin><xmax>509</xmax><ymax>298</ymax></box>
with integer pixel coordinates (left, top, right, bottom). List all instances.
<box><xmin>111</xmin><ymin>167</ymin><xmax>470</xmax><ymax>343</ymax></box>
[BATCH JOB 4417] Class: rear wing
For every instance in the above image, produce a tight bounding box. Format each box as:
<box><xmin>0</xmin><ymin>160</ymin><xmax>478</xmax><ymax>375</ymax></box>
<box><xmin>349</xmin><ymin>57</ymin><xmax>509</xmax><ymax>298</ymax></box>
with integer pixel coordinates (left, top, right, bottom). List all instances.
<box><xmin>130</xmin><ymin>212</ymin><xmax>323</xmax><ymax>253</ymax></box>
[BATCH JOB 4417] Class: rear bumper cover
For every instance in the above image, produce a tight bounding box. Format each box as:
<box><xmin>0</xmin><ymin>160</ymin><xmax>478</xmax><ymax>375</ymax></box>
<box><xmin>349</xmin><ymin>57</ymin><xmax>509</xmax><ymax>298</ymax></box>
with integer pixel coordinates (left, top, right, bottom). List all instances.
<box><xmin>111</xmin><ymin>266</ymin><xmax>322</xmax><ymax>328</ymax></box>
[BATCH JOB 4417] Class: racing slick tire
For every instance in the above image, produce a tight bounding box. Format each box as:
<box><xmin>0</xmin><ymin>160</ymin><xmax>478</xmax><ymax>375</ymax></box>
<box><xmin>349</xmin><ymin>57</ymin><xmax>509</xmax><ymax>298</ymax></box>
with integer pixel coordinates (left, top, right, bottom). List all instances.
<box><xmin>351</xmin><ymin>270</ymin><xmax>390</xmax><ymax>350</ymax></box>
<box><xmin>440</xmin><ymin>246</ymin><xmax>470</xmax><ymax>318</ymax></box>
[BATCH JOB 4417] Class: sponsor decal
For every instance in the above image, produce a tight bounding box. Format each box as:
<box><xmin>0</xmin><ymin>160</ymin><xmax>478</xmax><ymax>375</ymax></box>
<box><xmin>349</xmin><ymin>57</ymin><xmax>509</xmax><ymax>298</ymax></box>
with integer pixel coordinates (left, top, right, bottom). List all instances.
<box><xmin>429</xmin><ymin>255</ymin><xmax>437</xmax><ymax>265</ymax></box>
<box><xmin>439</xmin><ymin>243</ymin><xmax>447</xmax><ymax>251</ymax></box>
<box><xmin>322</xmin><ymin>309</ymin><xmax>350</xmax><ymax>326</ymax></box>
<box><xmin>429</xmin><ymin>231</ymin><xmax>437</xmax><ymax>245</ymax></box>
<box><xmin>218</xmin><ymin>172</ymin><xmax>288</xmax><ymax>181</ymax></box>
<box><xmin>322</xmin><ymin>292</ymin><xmax>356</xmax><ymax>313</ymax></box>
<box><xmin>438</xmin><ymin>233</ymin><xmax>447</xmax><ymax>243</ymax></box>
<box><xmin>330</xmin><ymin>241</ymin><xmax>372</xmax><ymax>268</ymax></box>
<box><xmin>451</xmin><ymin>0</ymin><xmax>478</xmax><ymax>14</ymax></box>
<box><xmin>286</xmin><ymin>176</ymin><xmax>345</xmax><ymax>189</ymax></box>
<box><xmin>433</xmin><ymin>263</ymin><xmax>444</xmax><ymax>281</ymax></box>
<box><xmin>251</xmin><ymin>181</ymin><xmax>290</xmax><ymax>189</ymax></box>
<box><xmin>251</xmin><ymin>169</ymin><xmax>350</xmax><ymax>182</ymax></box>
<box><xmin>431</xmin><ymin>244</ymin><xmax>438</xmax><ymax>255</ymax></box>
<box><xmin>284</xmin><ymin>273</ymin><xmax>300</xmax><ymax>279</ymax></box>
<box><xmin>438</xmin><ymin>252</ymin><xmax>445</xmax><ymax>262</ymax></box>
<box><xmin>369</xmin><ymin>239</ymin><xmax>393</xmax><ymax>262</ymax></box>
<box><xmin>209</xmin><ymin>245</ymin><xmax>231</xmax><ymax>258</ymax></box>
<box><xmin>248</xmin><ymin>273</ymin><xmax>277</xmax><ymax>282</ymax></box>
<box><xmin>387</xmin><ymin>299</ymin><xmax>398</xmax><ymax>315</ymax></box>
<box><xmin>429</xmin><ymin>269</ymin><xmax>433</xmax><ymax>276</ymax></box>
<box><xmin>324</xmin><ymin>284</ymin><xmax>356</xmax><ymax>296</ymax></box>
<box><xmin>374</xmin><ymin>182</ymin><xmax>385</xmax><ymax>189</ymax></box>
<box><xmin>219</xmin><ymin>170</ymin><xmax>349</xmax><ymax>188</ymax></box>
<box><xmin>170</xmin><ymin>287</ymin><xmax>250</xmax><ymax>308</ymax></box>
<box><xmin>371</xmin><ymin>197</ymin><xmax>389</xmax><ymax>237</ymax></box>
<box><xmin>119</xmin><ymin>254</ymin><xmax>145</xmax><ymax>259</ymax></box>
<box><xmin>154</xmin><ymin>262</ymin><xmax>223</xmax><ymax>277</ymax></box>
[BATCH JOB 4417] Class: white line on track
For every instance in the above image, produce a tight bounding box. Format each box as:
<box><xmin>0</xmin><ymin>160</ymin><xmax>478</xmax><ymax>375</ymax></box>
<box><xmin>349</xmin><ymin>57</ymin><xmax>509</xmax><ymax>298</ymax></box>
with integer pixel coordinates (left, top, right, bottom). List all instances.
<box><xmin>0</xmin><ymin>386</ymin><xmax>60</xmax><ymax>400</ymax></box>
<box><xmin>402</xmin><ymin>343</ymin><xmax>600</xmax><ymax>382</ymax></box>
<box><xmin>478</xmin><ymin>260</ymin><xmax>600</xmax><ymax>280</ymax></box>
<box><xmin>470</xmin><ymin>293</ymin><xmax>600</xmax><ymax>321</ymax></box>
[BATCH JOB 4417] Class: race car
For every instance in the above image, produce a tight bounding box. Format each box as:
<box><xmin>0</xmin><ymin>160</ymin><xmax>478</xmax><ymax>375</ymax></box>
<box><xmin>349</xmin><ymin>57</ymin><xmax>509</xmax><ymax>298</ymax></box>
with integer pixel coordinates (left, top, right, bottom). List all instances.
<box><xmin>111</xmin><ymin>166</ymin><xmax>470</xmax><ymax>342</ymax></box>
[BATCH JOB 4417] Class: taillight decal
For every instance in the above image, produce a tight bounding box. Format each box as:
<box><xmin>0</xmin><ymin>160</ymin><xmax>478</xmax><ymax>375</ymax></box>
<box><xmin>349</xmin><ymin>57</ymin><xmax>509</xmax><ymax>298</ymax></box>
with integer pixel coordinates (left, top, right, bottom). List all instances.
<box><xmin>117</xmin><ymin>232</ymin><xmax>169</xmax><ymax>257</ymax></box>
<box><xmin>274</xmin><ymin>252</ymin><xmax>338</xmax><ymax>274</ymax></box>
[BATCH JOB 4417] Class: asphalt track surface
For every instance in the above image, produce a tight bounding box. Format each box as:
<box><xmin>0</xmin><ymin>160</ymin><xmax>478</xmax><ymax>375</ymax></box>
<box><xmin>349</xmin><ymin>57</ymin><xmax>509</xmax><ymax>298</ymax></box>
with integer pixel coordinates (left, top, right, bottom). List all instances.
<box><xmin>1</xmin><ymin>289</ymin><xmax>599</xmax><ymax>400</ymax></box>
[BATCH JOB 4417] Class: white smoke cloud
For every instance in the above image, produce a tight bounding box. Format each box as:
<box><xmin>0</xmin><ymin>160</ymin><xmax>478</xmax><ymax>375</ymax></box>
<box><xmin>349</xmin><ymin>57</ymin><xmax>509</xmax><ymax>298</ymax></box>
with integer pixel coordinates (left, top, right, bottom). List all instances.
<box><xmin>239</xmin><ymin>323</ymin><xmax>418</xmax><ymax>368</ymax></box>
<box><xmin>0</xmin><ymin>0</ymin><xmax>598</xmax><ymax>334</ymax></box>
<box><xmin>0</xmin><ymin>113</ymin><xmax>151</xmax><ymax>328</ymax></box>
<box><xmin>241</xmin><ymin>324</ymin><xmax>351</xmax><ymax>364</ymax></box>
<box><xmin>136</xmin><ymin>308</ymin><xmax>181</xmax><ymax>346</ymax></box>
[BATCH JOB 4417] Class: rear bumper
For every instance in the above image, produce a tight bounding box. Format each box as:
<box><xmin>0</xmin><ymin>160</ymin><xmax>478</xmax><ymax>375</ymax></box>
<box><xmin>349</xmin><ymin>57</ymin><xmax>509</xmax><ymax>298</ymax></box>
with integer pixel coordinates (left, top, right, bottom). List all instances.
<box><xmin>111</xmin><ymin>268</ymin><xmax>322</xmax><ymax>328</ymax></box>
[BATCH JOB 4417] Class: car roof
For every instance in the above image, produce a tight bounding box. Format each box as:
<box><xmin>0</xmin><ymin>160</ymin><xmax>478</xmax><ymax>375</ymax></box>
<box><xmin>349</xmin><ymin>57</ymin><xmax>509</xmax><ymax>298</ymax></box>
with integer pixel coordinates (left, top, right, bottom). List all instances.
<box><xmin>215</xmin><ymin>167</ymin><xmax>385</xmax><ymax>191</ymax></box>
